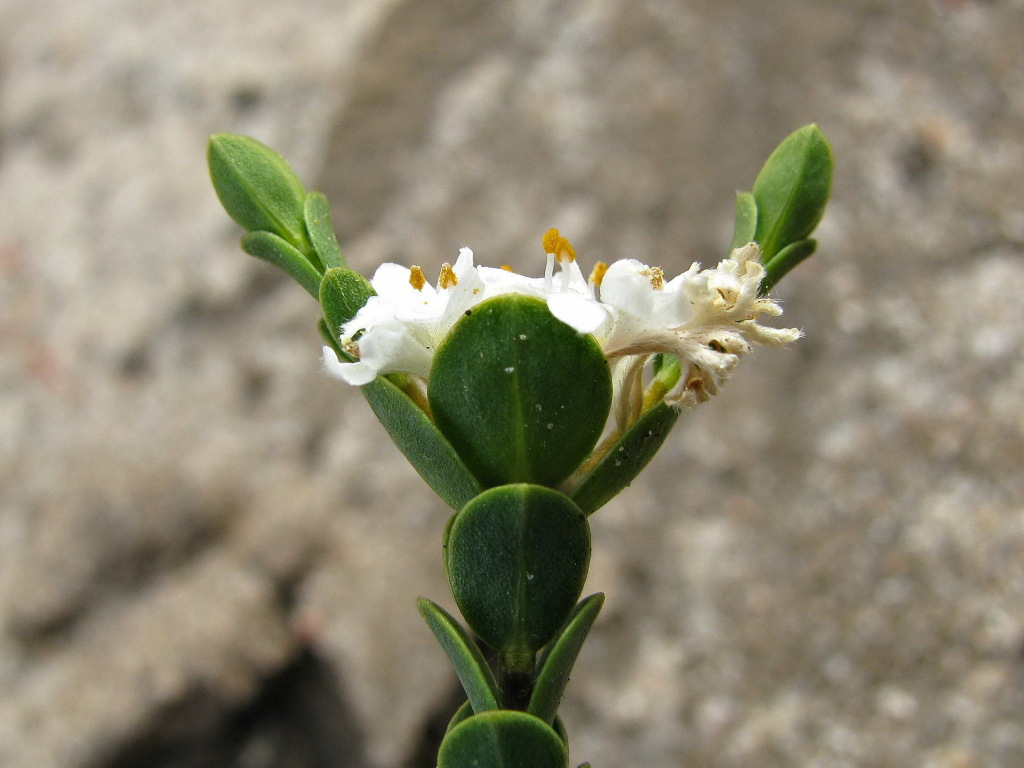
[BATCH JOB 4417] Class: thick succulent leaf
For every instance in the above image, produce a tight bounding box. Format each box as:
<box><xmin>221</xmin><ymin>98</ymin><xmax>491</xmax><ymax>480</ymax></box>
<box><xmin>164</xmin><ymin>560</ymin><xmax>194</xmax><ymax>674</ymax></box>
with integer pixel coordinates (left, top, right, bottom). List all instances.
<box><xmin>760</xmin><ymin>238</ymin><xmax>818</xmax><ymax>295</ymax></box>
<box><xmin>446</xmin><ymin>701</ymin><xmax>568</xmax><ymax>743</ymax></box>
<box><xmin>304</xmin><ymin>191</ymin><xmax>346</xmax><ymax>270</ymax></box>
<box><xmin>570</xmin><ymin>401</ymin><xmax>680</xmax><ymax>515</ymax></box>
<box><xmin>320</xmin><ymin>267</ymin><xmax>374</xmax><ymax>347</ymax></box>
<box><xmin>528</xmin><ymin>593</ymin><xmax>605</xmax><ymax>725</ymax></box>
<box><xmin>207</xmin><ymin>134</ymin><xmax>310</xmax><ymax>252</ymax></box>
<box><xmin>319</xmin><ymin>319</ymin><xmax>343</xmax><ymax>357</ymax></box>
<box><xmin>446</xmin><ymin>484</ymin><xmax>590</xmax><ymax>661</ymax></box>
<box><xmin>240</xmin><ymin>231</ymin><xmax>321</xmax><ymax>299</ymax></box>
<box><xmin>361</xmin><ymin>377</ymin><xmax>483</xmax><ymax>510</ymax></box>
<box><xmin>429</xmin><ymin>295</ymin><xmax>612</xmax><ymax>489</ymax></box>
<box><xmin>438</xmin><ymin>711</ymin><xmax>568</xmax><ymax>768</ymax></box>
<box><xmin>446</xmin><ymin>700</ymin><xmax>474</xmax><ymax>734</ymax></box>
<box><xmin>418</xmin><ymin>598</ymin><xmax>500</xmax><ymax>714</ymax></box>
<box><xmin>553</xmin><ymin>717</ymin><xmax>568</xmax><ymax>747</ymax></box>
<box><xmin>730</xmin><ymin>191</ymin><xmax>758</xmax><ymax>251</ymax></box>
<box><xmin>751</xmin><ymin>124</ymin><xmax>833</xmax><ymax>264</ymax></box>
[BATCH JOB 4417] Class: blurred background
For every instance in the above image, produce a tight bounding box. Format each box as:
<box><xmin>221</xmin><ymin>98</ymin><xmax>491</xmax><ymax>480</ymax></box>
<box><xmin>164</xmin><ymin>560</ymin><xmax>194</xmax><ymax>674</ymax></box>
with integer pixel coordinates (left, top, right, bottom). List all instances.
<box><xmin>2</xmin><ymin>0</ymin><xmax>1023</xmax><ymax>766</ymax></box>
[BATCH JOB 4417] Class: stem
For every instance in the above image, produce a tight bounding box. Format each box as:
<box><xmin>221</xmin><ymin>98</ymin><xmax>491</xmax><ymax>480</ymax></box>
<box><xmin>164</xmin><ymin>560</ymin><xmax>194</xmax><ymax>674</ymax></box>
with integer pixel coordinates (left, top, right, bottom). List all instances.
<box><xmin>497</xmin><ymin>653</ymin><xmax>535</xmax><ymax>710</ymax></box>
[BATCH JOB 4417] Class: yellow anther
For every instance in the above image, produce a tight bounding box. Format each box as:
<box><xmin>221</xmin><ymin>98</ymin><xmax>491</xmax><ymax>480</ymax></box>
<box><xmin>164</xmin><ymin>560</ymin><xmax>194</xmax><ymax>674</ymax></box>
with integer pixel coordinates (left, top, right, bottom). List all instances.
<box><xmin>642</xmin><ymin>266</ymin><xmax>664</xmax><ymax>290</ymax></box>
<box><xmin>542</xmin><ymin>228</ymin><xmax>561</xmax><ymax>254</ymax></box>
<box><xmin>409</xmin><ymin>265</ymin><xmax>426</xmax><ymax>291</ymax></box>
<box><xmin>589</xmin><ymin>261</ymin><xmax>608</xmax><ymax>287</ymax></box>
<box><xmin>541</xmin><ymin>228</ymin><xmax>576</xmax><ymax>263</ymax></box>
<box><xmin>438</xmin><ymin>262</ymin><xmax>458</xmax><ymax>289</ymax></box>
<box><xmin>500</xmin><ymin>264</ymin><xmax>514</xmax><ymax>271</ymax></box>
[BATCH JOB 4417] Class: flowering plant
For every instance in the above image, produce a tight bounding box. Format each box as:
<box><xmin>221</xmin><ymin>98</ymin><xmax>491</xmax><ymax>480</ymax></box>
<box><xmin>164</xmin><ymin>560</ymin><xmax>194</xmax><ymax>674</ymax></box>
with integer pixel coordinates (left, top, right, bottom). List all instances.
<box><xmin>208</xmin><ymin>125</ymin><xmax>832</xmax><ymax>768</ymax></box>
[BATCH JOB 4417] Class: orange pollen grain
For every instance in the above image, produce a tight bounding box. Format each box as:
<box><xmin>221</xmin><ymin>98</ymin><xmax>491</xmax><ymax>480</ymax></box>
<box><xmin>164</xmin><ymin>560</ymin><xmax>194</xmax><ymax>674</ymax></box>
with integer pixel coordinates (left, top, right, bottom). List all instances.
<box><xmin>589</xmin><ymin>261</ymin><xmax>608</xmax><ymax>287</ymax></box>
<box><xmin>409</xmin><ymin>266</ymin><xmax>427</xmax><ymax>291</ymax></box>
<box><xmin>438</xmin><ymin>262</ymin><xmax>458</xmax><ymax>289</ymax></box>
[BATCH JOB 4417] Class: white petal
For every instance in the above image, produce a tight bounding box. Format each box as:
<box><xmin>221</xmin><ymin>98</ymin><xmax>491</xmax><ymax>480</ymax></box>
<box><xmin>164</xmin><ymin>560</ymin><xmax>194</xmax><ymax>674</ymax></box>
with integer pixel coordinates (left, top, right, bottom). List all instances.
<box><xmin>359</xmin><ymin>319</ymin><xmax>434</xmax><ymax>379</ymax></box>
<box><xmin>478</xmin><ymin>266</ymin><xmax>543</xmax><ymax>297</ymax></box>
<box><xmin>453</xmin><ymin>247</ymin><xmax>476</xmax><ymax>275</ymax></box>
<box><xmin>371</xmin><ymin>262</ymin><xmax>418</xmax><ymax>298</ymax></box>
<box><xmin>442</xmin><ymin>260</ymin><xmax>488</xmax><ymax>323</ymax></box>
<box><xmin>556</xmin><ymin>259</ymin><xmax>593</xmax><ymax>295</ymax></box>
<box><xmin>548</xmin><ymin>292</ymin><xmax>611</xmax><ymax>335</ymax></box>
<box><xmin>600</xmin><ymin>259</ymin><xmax>656</xmax><ymax>321</ymax></box>
<box><xmin>341</xmin><ymin>295</ymin><xmax>394</xmax><ymax>340</ymax></box>
<box><xmin>322</xmin><ymin>346</ymin><xmax>376</xmax><ymax>385</ymax></box>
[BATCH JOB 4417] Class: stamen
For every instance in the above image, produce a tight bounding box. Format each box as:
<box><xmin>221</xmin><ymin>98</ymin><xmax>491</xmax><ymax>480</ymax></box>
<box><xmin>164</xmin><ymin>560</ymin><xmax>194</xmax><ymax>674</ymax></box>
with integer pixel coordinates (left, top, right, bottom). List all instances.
<box><xmin>438</xmin><ymin>262</ymin><xmax>458</xmax><ymax>289</ymax></box>
<box><xmin>589</xmin><ymin>261</ymin><xmax>608</xmax><ymax>288</ymax></box>
<box><xmin>409</xmin><ymin>266</ymin><xmax>426</xmax><ymax>291</ymax></box>
<box><xmin>342</xmin><ymin>340</ymin><xmax>360</xmax><ymax>359</ymax></box>
<box><xmin>541</xmin><ymin>228</ymin><xmax>576</xmax><ymax>263</ymax></box>
<box><xmin>558</xmin><ymin>238</ymin><xmax>576</xmax><ymax>263</ymax></box>
<box><xmin>647</xmin><ymin>266</ymin><xmax>664</xmax><ymax>290</ymax></box>
<box><xmin>542</xmin><ymin>228</ymin><xmax>561</xmax><ymax>255</ymax></box>
<box><xmin>500</xmin><ymin>264</ymin><xmax>514</xmax><ymax>271</ymax></box>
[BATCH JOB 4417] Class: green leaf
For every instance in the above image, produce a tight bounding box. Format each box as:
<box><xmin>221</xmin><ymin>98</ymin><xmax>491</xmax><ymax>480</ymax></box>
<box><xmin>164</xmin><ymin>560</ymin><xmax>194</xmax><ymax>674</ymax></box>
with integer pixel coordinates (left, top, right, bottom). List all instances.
<box><xmin>361</xmin><ymin>376</ymin><xmax>483</xmax><ymax>510</ymax></box>
<box><xmin>529</xmin><ymin>593</ymin><xmax>604</xmax><ymax>725</ymax></box>
<box><xmin>730</xmin><ymin>191</ymin><xmax>758</xmax><ymax>251</ymax></box>
<box><xmin>304</xmin><ymin>191</ymin><xmax>346</xmax><ymax>270</ymax></box>
<box><xmin>429</xmin><ymin>295</ymin><xmax>612</xmax><ymax>489</ymax></box>
<box><xmin>207</xmin><ymin>134</ymin><xmax>311</xmax><ymax>253</ymax></box>
<box><xmin>320</xmin><ymin>267</ymin><xmax>374</xmax><ymax>347</ymax></box>
<box><xmin>570</xmin><ymin>401</ymin><xmax>680</xmax><ymax>515</ymax></box>
<box><xmin>418</xmin><ymin>598</ymin><xmax>500</xmax><ymax>714</ymax></box>
<box><xmin>438</xmin><ymin>711</ymin><xmax>568</xmax><ymax>768</ymax></box>
<box><xmin>446</xmin><ymin>484</ymin><xmax>591</xmax><ymax>662</ymax></box>
<box><xmin>553</xmin><ymin>716</ymin><xmax>568</xmax><ymax>747</ymax></box>
<box><xmin>446</xmin><ymin>700</ymin><xmax>474</xmax><ymax>734</ymax></box>
<box><xmin>760</xmin><ymin>238</ymin><xmax>818</xmax><ymax>295</ymax></box>
<box><xmin>240</xmin><ymin>231</ymin><xmax>322</xmax><ymax>299</ymax></box>
<box><xmin>319</xmin><ymin>318</ymin><xmax>343</xmax><ymax>357</ymax></box>
<box><xmin>751</xmin><ymin>124</ymin><xmax>833</xmax><ymax>264</ymax></box>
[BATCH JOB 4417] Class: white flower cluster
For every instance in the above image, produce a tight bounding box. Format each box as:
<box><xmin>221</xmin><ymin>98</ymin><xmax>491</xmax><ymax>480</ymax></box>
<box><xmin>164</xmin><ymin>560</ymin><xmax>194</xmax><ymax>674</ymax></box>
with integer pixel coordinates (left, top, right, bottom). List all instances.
<box><xmin>323</xmin><ymin>231</ymin><xmax>799</xmax><ymax>412</ymax></box>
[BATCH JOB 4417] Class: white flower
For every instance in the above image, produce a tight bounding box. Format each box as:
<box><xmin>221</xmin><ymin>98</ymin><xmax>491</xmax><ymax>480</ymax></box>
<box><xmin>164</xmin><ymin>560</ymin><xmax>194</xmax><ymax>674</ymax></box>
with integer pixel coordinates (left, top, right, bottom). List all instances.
<box><xmin>323</xmin><ymin>247</ymin><xmax>487</xmax><ymax>385</ymax></box>
<box><xmin>323</xmin><ymin>235</ymin><xmax>799</xmax><ymax>419</ymax></box>
<box><xmin>323</xmin><ymin>231</ymin><xmax>610</xmax><ymax>385</ymax></box>
<box><xmin>596</xmin><ymin>242</ymin><xmax>800</xmax><ymax>411</ymax></box>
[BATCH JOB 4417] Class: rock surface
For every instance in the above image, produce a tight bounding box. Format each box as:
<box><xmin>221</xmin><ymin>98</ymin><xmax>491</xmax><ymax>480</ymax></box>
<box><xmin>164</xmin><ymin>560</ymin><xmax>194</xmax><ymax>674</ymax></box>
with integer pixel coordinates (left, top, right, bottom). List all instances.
<box><xmin>1</xmin><ymin>0</ymin><xmax>1023</xmax><ymax>766</ymax></box>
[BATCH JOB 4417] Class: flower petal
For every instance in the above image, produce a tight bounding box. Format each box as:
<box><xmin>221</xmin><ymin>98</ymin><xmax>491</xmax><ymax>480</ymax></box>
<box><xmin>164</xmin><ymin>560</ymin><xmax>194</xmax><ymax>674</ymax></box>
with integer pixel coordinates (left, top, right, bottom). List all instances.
<box><xmin>548</xmin><ymin>292</ymin><xmax>610</xmax><ymax>335</ymax></box>
<box><xmin>323</xmin><ymin>346</ymin><xmax>376</xmax><ymax>385</ymax></box>
<box><xmin>359</xmin><ymin>318</ymin><xmax>435</xmax><ymax>378</ymax></box>
<box><xmin>599</xmin><ymin>259</ymin><xmax>656</xmax><ymax>322</ymax></box>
